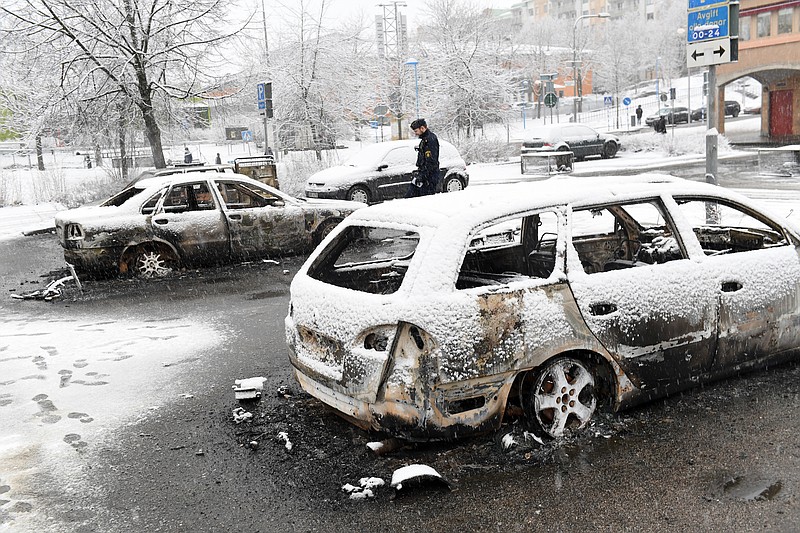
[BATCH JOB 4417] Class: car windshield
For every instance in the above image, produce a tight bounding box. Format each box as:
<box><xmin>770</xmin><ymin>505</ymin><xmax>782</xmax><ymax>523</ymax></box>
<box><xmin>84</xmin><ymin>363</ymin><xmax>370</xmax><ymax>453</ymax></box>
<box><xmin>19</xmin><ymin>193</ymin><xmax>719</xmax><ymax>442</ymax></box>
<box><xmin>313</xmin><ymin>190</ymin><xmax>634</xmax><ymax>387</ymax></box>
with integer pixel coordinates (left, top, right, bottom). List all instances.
<box><xmin>307</xmin><ymin>225</ymin><xmax>420</xmax><ymax>294</ymax></box>
<box><xmin>101</xmin><ymin>186</ymin><xmax>147</xmax><ymax>207</ymax></box>
<box><xmin>343</xmin><ymin>148</ymin><xmax>383</xmax><ymax>168</ymax></box>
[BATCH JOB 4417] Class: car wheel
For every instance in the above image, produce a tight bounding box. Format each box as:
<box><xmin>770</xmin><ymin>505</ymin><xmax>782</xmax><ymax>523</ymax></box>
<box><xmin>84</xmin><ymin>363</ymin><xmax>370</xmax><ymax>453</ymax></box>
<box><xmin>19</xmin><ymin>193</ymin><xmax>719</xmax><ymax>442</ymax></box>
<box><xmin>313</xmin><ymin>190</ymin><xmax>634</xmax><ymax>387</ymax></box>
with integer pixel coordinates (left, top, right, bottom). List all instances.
<box><xmin>602</xmin><ymin>141</ymin><xmax>618</xmax><ymax>159</ymax></box>
<box><xmin>443</xmin><ymin>176</ymin><xmax>464</xmax><ymax>193</ymax></box>
<box><xmin>313</xmin><ymin>219</ymin><xmax>340</xmax><ymax>245</ymax></box>
<box><xmin>732</xmin><ymin>110</ymin><xmax>740</xmax><ymax>118</ymax></box>
<box><xmin>347</xmin><ymin>185</ymin><xmax>370</xmax><ymax>204</ymax></box>
<box><xmin>520</xmin><ymin>357</ymin><xmax>598</xmax><ymax>439</ymax></box>
<box><xmin>130</xmin><ymin>245</ymin><xmax>177</xmax><ymax>278</ymax></box>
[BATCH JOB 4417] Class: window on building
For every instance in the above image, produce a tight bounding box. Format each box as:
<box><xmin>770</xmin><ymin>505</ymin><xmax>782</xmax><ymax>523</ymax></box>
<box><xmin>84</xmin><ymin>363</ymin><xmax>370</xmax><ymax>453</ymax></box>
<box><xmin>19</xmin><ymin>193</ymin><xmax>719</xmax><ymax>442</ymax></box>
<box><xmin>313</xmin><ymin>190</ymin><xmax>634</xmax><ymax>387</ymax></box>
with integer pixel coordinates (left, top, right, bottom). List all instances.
<box><xmin>757</xmin><ymin>12</ymin><xmax>771</xmax><ymax>38</ymax></box>
<box><xmin>740</xmin><ymin>16</ymin><xmax>751</xmax><ymax>41</ymax></box>
<box><xmin>778</xmin><ymin>8</ymin><xmax>793</xmax><ymax>34</ymax></box>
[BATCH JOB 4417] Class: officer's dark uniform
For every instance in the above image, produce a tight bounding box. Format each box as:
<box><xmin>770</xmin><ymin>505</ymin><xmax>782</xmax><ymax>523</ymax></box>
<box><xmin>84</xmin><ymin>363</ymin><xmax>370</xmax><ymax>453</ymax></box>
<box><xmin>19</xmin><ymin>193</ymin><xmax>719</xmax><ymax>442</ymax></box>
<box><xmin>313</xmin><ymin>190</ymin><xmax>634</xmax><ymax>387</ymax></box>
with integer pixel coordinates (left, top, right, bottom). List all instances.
<box><xmin>407</xmin><ymin>118</ymin><xmax>440</xmax><ymax>198</ymax></box>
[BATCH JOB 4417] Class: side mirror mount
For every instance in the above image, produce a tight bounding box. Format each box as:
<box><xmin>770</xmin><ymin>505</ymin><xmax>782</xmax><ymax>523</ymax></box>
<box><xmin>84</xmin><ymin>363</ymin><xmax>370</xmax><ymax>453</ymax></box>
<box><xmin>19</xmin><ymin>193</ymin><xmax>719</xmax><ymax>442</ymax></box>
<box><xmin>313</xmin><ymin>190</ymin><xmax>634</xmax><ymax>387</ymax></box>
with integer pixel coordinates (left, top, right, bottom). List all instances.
<box><xmin>377</xmin><ymin>164</ymin><xmax>388</xmax><ymax>171</ymax></box>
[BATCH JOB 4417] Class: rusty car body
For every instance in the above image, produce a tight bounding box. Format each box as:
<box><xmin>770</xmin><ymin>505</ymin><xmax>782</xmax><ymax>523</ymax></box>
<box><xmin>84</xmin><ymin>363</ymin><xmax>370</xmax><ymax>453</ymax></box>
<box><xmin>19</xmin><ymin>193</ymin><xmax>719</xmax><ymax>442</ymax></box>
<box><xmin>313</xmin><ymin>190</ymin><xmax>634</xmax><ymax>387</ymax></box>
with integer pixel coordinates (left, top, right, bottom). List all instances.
<box><xmin>55</xmin><ymin>173</ymin><xmax>363</xmax><ymax>277</ymax></box>
<box><xmin>285</xmin><ymin>175</ymin><xmax>800</xmax><ymax>441</ymax></box>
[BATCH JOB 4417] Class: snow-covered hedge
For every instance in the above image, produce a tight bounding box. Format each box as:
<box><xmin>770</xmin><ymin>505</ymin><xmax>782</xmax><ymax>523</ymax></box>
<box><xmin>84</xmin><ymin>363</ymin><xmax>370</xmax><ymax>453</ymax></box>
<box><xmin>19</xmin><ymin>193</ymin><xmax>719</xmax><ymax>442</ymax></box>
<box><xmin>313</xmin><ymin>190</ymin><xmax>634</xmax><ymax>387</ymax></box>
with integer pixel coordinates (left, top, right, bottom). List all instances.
<box><xmin>622</xmin><ymin>130</ymin><xmax>732</xmax><ymax>157</ymax></box>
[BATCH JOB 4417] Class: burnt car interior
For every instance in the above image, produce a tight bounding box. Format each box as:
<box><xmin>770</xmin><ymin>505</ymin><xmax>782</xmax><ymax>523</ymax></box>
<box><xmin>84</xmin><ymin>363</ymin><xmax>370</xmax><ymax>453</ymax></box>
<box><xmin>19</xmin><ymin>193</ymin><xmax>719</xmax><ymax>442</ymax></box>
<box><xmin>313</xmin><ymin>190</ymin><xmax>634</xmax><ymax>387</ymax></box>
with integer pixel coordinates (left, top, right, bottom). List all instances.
<box><xmin>308</xmin><ymin>226</ymin><xmax>420</xmax><ymax>294</ymax></box>
<box><xmin>216</xmin><ymin>181</ymin><xmax>284</xmax><ymax>209</ymax></box>
<box><xmin>162</xmin><ymin>182</ymin><xmax>216</xmax><ymax>213</ymax></box>
<box><xmin>457</xmin><ymin>200</ymin><xmax>688</xmax><ymax>288</ymax></box>
<box><xmin>673</xmin><ymin>197</ymin><xmax>792</xmax><ymax>255</ymax></box>
<box><xmin>457</xmin><ymin>211</ymin><xmax>559</xmax><ymax>289</ymax></box>
<box><xmin>571</xmin><ymin>201</ymin><xmax>684</xmax><ymax>273</ymax></box>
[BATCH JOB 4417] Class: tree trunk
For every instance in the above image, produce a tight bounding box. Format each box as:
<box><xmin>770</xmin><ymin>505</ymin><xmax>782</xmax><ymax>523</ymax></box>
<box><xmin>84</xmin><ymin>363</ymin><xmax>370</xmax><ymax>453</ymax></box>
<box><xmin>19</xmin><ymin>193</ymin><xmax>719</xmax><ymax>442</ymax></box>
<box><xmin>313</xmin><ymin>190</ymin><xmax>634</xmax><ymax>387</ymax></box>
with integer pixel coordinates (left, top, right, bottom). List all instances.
<box><xmin>118</xmin><ymin>118</ymin><xmax>128</xmax><ymax>180</ymax></box>
<box><xmin>35</xmin><ymin>134</ymin><xmax>45</xmax><ymax>171</ymax></box>
<box><xmin>141</xmin><ymin>105</ymin><xmax>166</xmax><ymax>168</ymax></box>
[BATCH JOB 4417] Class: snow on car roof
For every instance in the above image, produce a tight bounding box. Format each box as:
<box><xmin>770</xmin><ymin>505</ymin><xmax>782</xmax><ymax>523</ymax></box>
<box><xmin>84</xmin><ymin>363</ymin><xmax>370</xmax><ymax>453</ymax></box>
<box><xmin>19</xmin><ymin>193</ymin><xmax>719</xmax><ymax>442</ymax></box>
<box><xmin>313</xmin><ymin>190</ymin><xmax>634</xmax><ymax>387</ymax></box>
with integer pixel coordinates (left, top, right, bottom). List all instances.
<box><xmin>347</xmin><ymin>174</ymin><xmax>737</xmax><ymax>228</ymax></box>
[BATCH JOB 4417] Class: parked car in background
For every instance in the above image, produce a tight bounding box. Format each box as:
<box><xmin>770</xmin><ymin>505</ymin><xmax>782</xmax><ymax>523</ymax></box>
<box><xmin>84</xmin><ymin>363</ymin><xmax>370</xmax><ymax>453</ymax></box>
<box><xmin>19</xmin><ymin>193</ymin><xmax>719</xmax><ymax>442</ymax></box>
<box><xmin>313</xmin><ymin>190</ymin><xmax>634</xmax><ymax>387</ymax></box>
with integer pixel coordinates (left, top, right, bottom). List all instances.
<box><xmin>644</xmin><ymin>106</ymin><xmax>690</xmax><ymax>126</ymax></box>
<box><xmin>304</xmin><ymin>139</ymin><xmax>469</xmax><ymax>204</ymax></box>
<box><xmin>285</xmin><ymin>175</ymin><xmax>800</xmax><ymax>441</ymax></box>
<box><xmin>521</xmin><ymin>124</ymin><xmax>620</xmax><ymax>160</ymax></box>
<box><xmin>691</xmin><ymin>101</ymin><xmax>742</xmax><ymax>121</ymax></box>
<box><xmin>55</xmin><ymin>173</ymin><xmax>362</xmax><ymax>277</ymax></box>
<box><xmin>128</xmin><ymin>162</ymin><xmax>236</xmax><ymax>187</ymax></box>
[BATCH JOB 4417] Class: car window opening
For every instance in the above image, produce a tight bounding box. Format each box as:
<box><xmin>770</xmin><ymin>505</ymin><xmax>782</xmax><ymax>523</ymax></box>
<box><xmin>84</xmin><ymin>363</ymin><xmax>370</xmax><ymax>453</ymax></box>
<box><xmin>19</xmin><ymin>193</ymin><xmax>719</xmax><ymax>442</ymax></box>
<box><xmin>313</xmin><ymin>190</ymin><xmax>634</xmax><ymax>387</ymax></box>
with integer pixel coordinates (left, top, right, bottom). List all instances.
<box><xmin>307</xmin><ymin>226</ymin><xmax>420</xmax><ymax>294</ymax></box>
<box><xmin>674</xmin><ymin>197</ymin><xmax>792</xmax><ymax>255</ymax></box>
<box><xmin>572</xmin><ymin>200</ymin><xmax>684</xmax><ymax>274</ymax></box>
<box><xmin>457</xmin><ymin>211</ymin><xmax>559</xmax><ymax>289</ymax></box>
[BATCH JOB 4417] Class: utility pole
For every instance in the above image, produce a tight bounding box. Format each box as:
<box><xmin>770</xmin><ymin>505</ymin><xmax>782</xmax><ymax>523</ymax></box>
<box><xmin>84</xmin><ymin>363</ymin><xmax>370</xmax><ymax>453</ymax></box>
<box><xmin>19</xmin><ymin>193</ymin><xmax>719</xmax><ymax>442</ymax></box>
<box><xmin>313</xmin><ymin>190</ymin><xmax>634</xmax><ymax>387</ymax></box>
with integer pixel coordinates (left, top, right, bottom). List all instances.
<box><xmin>261</xmin><ymin>0</ymin><xmax>271</xmax><ymax>155</ymax></box>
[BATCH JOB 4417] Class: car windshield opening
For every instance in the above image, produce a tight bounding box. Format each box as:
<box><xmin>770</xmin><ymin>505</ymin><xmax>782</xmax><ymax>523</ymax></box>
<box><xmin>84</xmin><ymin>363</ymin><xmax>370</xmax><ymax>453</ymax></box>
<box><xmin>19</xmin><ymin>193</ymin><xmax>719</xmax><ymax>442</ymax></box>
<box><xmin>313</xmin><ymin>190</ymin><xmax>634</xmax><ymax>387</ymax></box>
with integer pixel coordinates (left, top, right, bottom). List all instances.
<box><xmin>101</xmin><ymin>186</ymin><xmax>146</xmax><ymax>207</ymax></box>
<box><xmin>307</xmin><ymin>226</ymin><xmax>419</xmax><ymax>294</ymax></box>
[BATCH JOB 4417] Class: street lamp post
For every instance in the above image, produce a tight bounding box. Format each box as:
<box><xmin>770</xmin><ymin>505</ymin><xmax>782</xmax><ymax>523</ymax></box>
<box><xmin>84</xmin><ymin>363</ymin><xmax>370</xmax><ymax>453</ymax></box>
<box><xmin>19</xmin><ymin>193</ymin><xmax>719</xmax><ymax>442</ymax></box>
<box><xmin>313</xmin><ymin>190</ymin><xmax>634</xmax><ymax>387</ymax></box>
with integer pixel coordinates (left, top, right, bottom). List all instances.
<box><xmin>405</xmin><ymin>58</ymin><xmax>420</xmax><ymax>119</ymax></box>
<box><xmin>572</xmin><ymin>12</ymin><xmax>610</xmax><ymax>123</ymax></box>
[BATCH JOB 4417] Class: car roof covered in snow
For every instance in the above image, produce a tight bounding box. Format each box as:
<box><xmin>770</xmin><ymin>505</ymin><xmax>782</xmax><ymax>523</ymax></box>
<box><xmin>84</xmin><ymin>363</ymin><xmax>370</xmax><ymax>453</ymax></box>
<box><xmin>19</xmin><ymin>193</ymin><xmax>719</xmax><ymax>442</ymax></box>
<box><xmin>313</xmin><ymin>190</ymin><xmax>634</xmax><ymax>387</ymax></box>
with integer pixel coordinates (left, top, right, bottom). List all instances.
<box><xmin>346</xmin><ymin>174</ymin><xmax>791</xmax><ymax>232</ymax></box>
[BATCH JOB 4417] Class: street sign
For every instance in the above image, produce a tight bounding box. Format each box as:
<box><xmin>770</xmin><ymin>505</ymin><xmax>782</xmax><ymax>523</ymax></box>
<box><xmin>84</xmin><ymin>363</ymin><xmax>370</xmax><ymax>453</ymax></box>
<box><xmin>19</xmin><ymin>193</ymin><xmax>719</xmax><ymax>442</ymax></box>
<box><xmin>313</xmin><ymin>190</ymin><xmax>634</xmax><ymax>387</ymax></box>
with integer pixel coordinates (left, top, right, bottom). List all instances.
<box><xmin>688</xmin><ymin>0</ymin><xmax>728</xmax><ymax>9</ymax></box>
<box><xmin>374</xmin><ymin>104</ymin><xmax>389</xmax><ymax>116</ymax></box>
<box><xmin>257</xmin><ymin>83</ymin><xmax>266</xmax><ymax>110</ymax></box>
<box><xmin>543</xmin><ymin>92</ymin><xmax>558</xmax><ymax>108</ymax></box>
<box><xmin>603</xmin><ymin>96</ymin><xmax>613</xmax><ymax>107</ymax></box>
<box><xmin>622</xmin><ymin>97</ymin><xmax>632</xmax><ymax>106</ymax></box>
<box><xmin>369</xmin><ymin>120</ymin><xmax>379</xmax><ymax>129</ymax></box>
<box><xmin>687</xmin><ymin>37</ymin><xmax>731</xmax><ymax>67</ymax></box>
<box><xmin>688</xmin><ymin>6</ymin><xmax>729</xmax><ymax>43</ymax></box>
<box><xmin>241</xmin><ymin>130</ymin><xmax>253</xmax><ymax>142</ymax></box>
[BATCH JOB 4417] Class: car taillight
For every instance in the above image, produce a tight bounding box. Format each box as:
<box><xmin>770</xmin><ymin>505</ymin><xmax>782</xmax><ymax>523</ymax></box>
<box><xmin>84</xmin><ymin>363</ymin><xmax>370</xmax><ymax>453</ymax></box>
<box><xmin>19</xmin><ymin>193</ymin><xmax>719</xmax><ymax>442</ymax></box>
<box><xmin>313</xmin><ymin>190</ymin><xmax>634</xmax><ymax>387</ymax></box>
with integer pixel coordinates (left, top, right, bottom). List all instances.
<box><xmin>65</xmin><ymin>224</ymin><xmax>83</xmax><ymax>240</ymax></box>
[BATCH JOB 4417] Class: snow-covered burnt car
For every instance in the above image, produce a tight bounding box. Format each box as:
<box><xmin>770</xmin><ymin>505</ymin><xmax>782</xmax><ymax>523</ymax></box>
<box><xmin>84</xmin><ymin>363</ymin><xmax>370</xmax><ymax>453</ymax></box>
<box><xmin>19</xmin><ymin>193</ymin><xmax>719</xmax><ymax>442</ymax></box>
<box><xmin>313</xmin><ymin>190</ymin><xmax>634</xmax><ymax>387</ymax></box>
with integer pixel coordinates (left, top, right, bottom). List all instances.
<box><xmin>55</xmin><ymin>172</ymin><xmax>363</xmax><ymax>277</ymax></box>
<box><xmin>304</xmin><ymin>139</ymin><xmax>469</xmax><ymax>204</ymax></box>
<box><xmin>285</xmin><ymin>175</ymin><xmax>800</xmax><ymax>441</ymax></box>
<box><xmin>521</xmin><ymin>124</ymin><xmax>620</xmax><ymax>161</ymax></box>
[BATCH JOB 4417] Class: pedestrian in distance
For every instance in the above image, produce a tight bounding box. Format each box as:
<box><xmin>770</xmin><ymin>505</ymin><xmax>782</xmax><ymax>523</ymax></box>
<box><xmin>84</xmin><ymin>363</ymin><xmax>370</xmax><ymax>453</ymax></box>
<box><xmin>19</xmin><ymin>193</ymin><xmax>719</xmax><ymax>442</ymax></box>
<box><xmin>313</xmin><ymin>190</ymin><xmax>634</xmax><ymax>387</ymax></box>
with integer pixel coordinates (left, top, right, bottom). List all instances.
<box><xmin>655</xmin><ymin>115</ymin><xmax>667</xmax><ymax>134</ymax></box>
<box><xmin>635</xmin><ymin>105</ymin><xmax>643</xmax><ymax>126</ymax></box>
<box><xmin>184</xmin><ymin>147</ymin><xmax>193</xmax><ymax>163</ymax></box>
<box><xmin>215</xmin><ymin>153</ymin><xmax>222</xmax><ymax>165</ymax></box>
<box><xmin>406</xmin><ymin>118</ymin><xmax>440</xmax><ymax>198</ymax></box>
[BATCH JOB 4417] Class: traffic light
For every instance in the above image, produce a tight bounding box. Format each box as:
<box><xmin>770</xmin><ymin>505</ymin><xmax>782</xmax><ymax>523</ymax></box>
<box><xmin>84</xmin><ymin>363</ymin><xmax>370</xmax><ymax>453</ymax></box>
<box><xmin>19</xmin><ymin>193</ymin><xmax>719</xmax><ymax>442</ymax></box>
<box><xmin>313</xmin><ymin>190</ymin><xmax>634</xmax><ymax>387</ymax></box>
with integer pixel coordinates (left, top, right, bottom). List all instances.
<box><xmin>703</xmin><ymin>71</ymin><xmax>708</xmax><ymax>96</ymax></box>
<box><xmin>264</xmin><ymin>82</ymin><xmax>273</xmax><ymax>119</ymax></box>
<box><xmin>669</xmin><ymin>87</ymin><xmax>676</xmax><ymax>101</ymax></box>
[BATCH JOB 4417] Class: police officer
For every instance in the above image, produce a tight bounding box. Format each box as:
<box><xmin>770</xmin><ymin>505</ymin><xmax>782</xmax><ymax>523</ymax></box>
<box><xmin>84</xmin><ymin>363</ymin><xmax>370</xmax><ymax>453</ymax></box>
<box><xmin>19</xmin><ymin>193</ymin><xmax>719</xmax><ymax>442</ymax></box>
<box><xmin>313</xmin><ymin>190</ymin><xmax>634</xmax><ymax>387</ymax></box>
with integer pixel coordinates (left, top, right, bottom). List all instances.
<box><xmin>407</xmin><ymin>118</ymin><xmax>440</xmax><ymax>198</ymax></box>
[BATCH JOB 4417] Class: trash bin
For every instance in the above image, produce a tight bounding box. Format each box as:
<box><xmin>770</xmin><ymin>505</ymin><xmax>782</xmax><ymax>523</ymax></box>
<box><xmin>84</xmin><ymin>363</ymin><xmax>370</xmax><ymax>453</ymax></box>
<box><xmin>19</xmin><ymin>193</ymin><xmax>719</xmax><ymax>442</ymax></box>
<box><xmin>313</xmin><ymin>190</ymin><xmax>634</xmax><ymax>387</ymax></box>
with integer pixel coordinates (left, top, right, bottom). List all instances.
<box><xmin>631</xmin><ymin>115</ymin><xmax>637</xmax><ymax>127</ymax></box>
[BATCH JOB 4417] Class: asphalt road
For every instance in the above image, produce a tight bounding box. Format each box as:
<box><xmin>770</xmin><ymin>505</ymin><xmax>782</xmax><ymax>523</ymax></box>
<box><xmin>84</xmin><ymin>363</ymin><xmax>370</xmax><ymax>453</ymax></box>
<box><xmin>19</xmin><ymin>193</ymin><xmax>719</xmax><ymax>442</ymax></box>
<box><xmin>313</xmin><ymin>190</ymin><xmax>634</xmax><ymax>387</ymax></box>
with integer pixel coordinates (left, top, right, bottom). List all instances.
<box><xmin>1</xmin><ymin>162</ymin><xmax>799</xmax><ymax>532</ymax></box>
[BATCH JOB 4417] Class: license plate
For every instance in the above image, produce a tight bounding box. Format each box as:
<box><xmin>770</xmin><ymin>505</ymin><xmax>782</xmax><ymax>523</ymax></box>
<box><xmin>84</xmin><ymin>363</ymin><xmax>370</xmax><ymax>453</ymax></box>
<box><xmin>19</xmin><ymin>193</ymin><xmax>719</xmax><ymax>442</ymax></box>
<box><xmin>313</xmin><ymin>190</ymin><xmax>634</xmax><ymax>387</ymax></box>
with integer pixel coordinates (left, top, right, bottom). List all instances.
<box><xmin>306</xmin><ymin>191</ymin><xmax>319</xmax><ymax>198</ymax></box>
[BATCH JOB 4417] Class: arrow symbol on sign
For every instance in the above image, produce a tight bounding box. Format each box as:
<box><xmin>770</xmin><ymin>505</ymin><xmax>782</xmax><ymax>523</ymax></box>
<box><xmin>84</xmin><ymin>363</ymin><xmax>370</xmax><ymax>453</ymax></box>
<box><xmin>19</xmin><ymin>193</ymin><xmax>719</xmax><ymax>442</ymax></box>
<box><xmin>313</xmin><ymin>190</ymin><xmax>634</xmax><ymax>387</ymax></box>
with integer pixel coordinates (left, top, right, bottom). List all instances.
<box><xmin>713</xmin><ymin>45</ymin><xmax>726</xmax><ymax>56</ymax></box>
<box><xmin>692</xmin><ymin>50</ymin><xmax>705</xmax><ymax>61</ymax></box>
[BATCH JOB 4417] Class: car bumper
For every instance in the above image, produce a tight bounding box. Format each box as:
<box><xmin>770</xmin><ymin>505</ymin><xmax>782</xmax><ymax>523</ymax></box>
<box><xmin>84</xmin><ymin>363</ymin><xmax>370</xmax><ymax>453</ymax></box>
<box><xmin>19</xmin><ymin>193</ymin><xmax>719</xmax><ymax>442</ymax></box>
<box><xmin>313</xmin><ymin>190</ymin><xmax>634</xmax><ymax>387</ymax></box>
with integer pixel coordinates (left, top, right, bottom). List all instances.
<box><xmin>305</xmin><ymin>188</ymin><xmax>347</xmax><ymax>200</ymax></box>
<box><xmin>63</xmin><ymin>246</ymin><xmax>122</xmax><ymax>273</ymax></box>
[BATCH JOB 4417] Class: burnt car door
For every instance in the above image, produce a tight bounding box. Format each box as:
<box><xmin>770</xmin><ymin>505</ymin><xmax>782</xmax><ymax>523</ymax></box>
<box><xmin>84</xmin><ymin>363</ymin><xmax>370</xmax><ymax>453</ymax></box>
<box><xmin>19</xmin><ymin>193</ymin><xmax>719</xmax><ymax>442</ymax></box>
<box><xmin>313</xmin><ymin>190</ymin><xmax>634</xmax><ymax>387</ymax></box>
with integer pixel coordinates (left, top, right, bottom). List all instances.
<box><xmin>446</xmin><ymin>210</ymin><xmax>597</xmax><ymax>391</ymax></box>
<box><xmin>214</xmin><ymin>179</ymin><xmax>306</xmax><ymax>259</ymax></box>
<box><xmin>376</xmin><ymin>145</ymin><xmax>417</xmax><ymax>200</ymax></box>
<box><xmin>150</xmin><ymin>181</ymin><xmax>230</xmax><ymax>265</ymax></box>
<box><xmin>566</xmin><ymin>200</ymin><xmax>718</xmax><ymax>389</ymax></box>
<box><xmin>673</xmin><ymin>196</ymin><xmax>800</xmax><ymax>368</ymax></box>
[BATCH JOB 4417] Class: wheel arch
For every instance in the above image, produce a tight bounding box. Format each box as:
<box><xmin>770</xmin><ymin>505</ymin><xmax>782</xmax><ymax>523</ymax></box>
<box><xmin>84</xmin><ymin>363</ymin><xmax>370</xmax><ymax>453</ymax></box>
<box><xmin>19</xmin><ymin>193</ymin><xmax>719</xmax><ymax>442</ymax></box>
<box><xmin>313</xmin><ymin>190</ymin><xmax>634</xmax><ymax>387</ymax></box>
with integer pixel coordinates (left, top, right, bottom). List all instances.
<box><xmin>509</xmin><ymin>349</ymin><xmax>620</xmax><ymax>411</ymax></box>
<box><xmin>118</xmin><ymin>240</ymin><xmax>181</xmax><ymax>274</ymax></box>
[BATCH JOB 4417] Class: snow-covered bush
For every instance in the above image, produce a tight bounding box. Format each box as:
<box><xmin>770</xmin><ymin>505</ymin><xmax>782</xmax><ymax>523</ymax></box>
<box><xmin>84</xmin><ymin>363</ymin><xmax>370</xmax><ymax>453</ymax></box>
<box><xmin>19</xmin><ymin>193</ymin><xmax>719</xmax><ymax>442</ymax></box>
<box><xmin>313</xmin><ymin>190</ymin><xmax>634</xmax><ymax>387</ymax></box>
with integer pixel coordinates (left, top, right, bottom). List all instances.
<box><xmin>622</xmin><ymin>130</ymin><xmax>732</xmax><ymax>157</ymax></box>
<box><xmin>455</xmin><ymin>137</ymin><xmax>517</xmax><ymax>165</ymax></box>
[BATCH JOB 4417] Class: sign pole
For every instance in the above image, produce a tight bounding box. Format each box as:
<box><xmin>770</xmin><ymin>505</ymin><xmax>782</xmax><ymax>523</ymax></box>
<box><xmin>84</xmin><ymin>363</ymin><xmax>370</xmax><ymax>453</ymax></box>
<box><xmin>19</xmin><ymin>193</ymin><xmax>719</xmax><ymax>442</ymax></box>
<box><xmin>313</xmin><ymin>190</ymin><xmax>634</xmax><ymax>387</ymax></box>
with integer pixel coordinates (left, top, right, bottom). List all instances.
<box><xmin>706</xmin><ymin>64</ymin><xmax>718</xmax><ymax>187</ymax></box>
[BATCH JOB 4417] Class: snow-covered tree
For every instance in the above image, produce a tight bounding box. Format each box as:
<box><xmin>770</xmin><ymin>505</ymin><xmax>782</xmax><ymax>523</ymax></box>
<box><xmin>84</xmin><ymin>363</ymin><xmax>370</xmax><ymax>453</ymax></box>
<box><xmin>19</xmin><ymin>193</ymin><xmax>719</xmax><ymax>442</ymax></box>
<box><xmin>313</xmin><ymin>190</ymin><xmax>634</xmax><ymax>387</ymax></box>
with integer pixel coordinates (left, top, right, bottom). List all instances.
<box><xmin>415</xmin><ymin>0</ymin><xmax>515</xmax><ymax>140</ymax></box>
<box><xmin>0</xmin><ymin>0</ymin><xmax>248</xmax><ymax>168</ymax></box>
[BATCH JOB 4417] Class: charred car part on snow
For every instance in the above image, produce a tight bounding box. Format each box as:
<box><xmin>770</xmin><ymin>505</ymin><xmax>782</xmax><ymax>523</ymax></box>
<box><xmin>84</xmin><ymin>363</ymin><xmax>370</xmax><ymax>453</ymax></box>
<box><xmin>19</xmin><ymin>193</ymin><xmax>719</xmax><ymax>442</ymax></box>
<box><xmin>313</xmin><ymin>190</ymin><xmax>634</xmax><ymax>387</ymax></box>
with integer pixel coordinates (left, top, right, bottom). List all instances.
<box><xmin>55</xmin><ymin>173</ymin><xmax>363</xmax><ymax>277</ymax></box>
<box><xmin>285</xmin><ymin>175</ymin><xmax>800</xmax><ymax>441</ymax></box>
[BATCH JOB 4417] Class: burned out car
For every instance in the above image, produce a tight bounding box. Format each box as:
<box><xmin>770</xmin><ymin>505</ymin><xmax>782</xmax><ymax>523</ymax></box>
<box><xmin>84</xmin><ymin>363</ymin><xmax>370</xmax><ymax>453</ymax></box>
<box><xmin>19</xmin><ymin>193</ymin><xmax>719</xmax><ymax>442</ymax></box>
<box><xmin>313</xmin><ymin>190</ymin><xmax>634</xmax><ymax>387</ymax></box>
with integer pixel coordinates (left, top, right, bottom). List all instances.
<box><xmin>55</xmin><ymin>173</ymin><xmax>362</xmax><ymax>277</ymax></box>
<box><xmin>285</xmin><ymin>175</ymin><xmax>800</xmax><ymax>441</ymax></box>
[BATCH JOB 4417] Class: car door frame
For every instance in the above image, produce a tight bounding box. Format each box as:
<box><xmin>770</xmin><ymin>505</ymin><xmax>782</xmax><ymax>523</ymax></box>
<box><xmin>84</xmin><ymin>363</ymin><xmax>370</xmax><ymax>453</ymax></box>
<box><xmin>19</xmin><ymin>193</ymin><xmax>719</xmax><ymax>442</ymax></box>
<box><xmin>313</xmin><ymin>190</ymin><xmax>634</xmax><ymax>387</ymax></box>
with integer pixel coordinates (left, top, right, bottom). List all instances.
<box><xmin>565</xmin><ymin>196</ymin><xmax>719</xmax><ymax>389</ymax></box>
<box><xmin>149</xmin><ymin>179</ymin><xmax>231</xmax><ymax>266</ymax></box>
